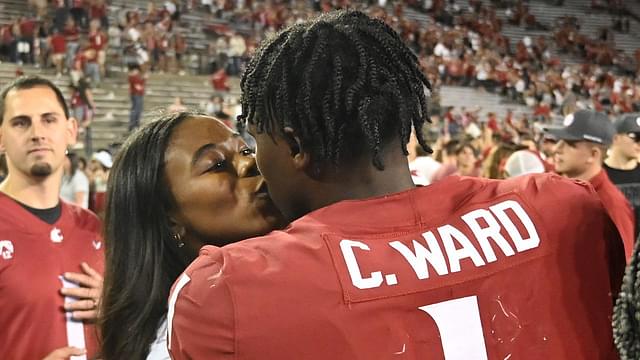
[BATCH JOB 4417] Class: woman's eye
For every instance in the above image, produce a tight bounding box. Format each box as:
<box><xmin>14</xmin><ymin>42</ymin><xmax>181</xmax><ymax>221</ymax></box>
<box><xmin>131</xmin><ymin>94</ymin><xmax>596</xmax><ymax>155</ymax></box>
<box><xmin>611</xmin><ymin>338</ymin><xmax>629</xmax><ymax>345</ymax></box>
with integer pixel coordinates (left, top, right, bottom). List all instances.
<box><xmin>208</xmin><ymin>161</ymin><xmax>225</xmax><ymax>172</ymax></box>
<box><xmin>240</xmin><ymin>148</ymin><xmax>255</xmax><ymax>156</ymax></box>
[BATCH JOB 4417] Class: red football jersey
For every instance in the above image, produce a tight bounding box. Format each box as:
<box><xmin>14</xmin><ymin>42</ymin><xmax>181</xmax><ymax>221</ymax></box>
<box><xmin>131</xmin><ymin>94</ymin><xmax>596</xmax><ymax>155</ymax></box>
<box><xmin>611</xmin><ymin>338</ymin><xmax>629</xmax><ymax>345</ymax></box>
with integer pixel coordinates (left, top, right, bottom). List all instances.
<box><xmin>0</xmin><ymin>193</ymin><xmax>104</xmax><ymax>359</ymax></box>
<box><xmin>168</xmin><ymin>174</ymin><xmax>625</xmax><ymax>360</ymax></box>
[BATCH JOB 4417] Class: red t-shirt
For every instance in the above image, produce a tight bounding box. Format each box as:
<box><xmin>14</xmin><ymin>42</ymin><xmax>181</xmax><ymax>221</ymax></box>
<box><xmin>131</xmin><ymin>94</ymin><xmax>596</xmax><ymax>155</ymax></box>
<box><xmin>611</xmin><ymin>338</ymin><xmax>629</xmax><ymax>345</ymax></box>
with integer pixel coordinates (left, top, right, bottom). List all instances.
<box><xmin>0</xmin><ymin>194</ymin><xmax>103</xmax><ymax>359</ymax></box>
<box><xmin>129</xmin><ymin>73</ymin><xmax>145</xmax><ymax>95</ymax></box>
<box><xmin>89</xmin><ymin>4</ymin><xmax>106</xmax><ymax>19</ymax></box>
<box><xmin>168</xmin><ymin>174</ymin><xmax>624</xmax><ymax>360</ymax></box>
<box><xmin>51</xmin><ymin>34</ymin><xmax>66</xmax><ymax>54</ymax></box>
<box><xmin>19</xmin><ymin>19</ymin><xmax>35</xmax><ymax>38</ymax></box>
<box><xmin>89</xmin><ymin>31</ymin><xmax>107</xmax><ymax>51</ymax></box>
<box><xmin>590</xmin><ymin>169</ymin><xmax>635</xmax><ymax>261</ymax></box>
<box><xmin>63</xmin><ymin>26</ymin><xmax>80</xmax><ymax>42</ymax></box>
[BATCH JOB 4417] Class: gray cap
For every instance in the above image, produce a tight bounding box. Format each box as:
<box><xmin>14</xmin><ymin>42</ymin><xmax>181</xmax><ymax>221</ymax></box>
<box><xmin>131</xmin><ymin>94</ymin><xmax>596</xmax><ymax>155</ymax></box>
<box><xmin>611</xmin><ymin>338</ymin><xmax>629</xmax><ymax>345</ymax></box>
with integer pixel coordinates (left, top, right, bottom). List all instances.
<box><xmin>544</xmin><ymin>110</ymin><xmax>615</xmax><ymax>145</ymax></box>
<box><xmin>614</xmin><ymin>113</ymin><xmax>640</xmax><ymax>134</ymax></box>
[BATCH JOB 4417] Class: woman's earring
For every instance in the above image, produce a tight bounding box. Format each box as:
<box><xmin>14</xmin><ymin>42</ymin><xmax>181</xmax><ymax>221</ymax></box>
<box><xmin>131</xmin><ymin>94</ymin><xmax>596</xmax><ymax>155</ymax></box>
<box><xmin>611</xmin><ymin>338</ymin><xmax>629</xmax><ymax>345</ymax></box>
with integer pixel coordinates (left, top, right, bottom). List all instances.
<box><xmin>174</xmin><ymin>233</ymin><xmax>185</xmax><ymax>248</ymax></box>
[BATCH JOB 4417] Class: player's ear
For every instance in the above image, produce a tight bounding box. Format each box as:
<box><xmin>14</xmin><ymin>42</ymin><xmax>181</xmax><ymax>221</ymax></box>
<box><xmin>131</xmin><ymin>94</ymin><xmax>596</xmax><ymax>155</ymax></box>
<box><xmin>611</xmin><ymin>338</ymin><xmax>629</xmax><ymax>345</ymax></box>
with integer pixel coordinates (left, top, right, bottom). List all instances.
<box><xmin>283</xmin><ymin>127</ymin><xmax>310</xmax><ymax>171</ymax></box>
<box><xmin>66</xmin><ymin>116</ymin><xmax>78</xmax><ymax>147</ymax></box>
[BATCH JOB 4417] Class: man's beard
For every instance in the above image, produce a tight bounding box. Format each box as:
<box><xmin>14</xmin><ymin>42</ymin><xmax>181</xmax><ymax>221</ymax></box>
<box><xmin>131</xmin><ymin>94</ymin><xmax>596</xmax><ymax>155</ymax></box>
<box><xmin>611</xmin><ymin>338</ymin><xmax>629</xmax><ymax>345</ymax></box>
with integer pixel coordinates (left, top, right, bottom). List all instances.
<box><xmin>30</xmin><ymin>162</ymin><xmax>53</xmax><ymax>177</ymax></box>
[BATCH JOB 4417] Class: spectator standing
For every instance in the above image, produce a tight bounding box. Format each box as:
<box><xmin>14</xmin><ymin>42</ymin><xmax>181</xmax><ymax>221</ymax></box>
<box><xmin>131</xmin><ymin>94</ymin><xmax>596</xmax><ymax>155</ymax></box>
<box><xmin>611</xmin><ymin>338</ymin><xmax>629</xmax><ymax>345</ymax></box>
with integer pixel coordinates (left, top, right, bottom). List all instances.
<box><xmin>63</xmin><ymin>18</ymin><xmax>81</xmax><ymax>71</ymax></box>
<box><xmin>50</xmin><ymin>28</ymin><xmax>66</xmax><ymax>77</ymax></box>
<box><xmin>546</xmin><ymin>110</ymin><xmax>635</xmax><ymax>261</ymax></box>
<box><xmin>88</xmin><ymin>19</ymin><xmax>108</xmax><ymax>80</ymax></box>
<box><xmin>128</xmin><ymin>64</ymin><xmax>145</xmax><ymax>131</ymax></box>
<box><xmin>70</xmin><ymin>77</ymin><xmax>96</xmax><ymax>156</ymax></box>
<box><xmin>605</xmin><ymin>113</ymin><xmax>640</xmax><ymax>239</ymax></box>
<box><xmin>60</xmin><ymin>152</ymin><xmax>90</xmax><ymax>209</ymax></box>
<box><xmin>228</xmin><ymin>31</ymin><xmax>246</xmax><ymax>75</ymax></box>
<box><xmin>0</xmin><ymin>76</ymin><xmax>103</xmax><ymax>359</ymax></box>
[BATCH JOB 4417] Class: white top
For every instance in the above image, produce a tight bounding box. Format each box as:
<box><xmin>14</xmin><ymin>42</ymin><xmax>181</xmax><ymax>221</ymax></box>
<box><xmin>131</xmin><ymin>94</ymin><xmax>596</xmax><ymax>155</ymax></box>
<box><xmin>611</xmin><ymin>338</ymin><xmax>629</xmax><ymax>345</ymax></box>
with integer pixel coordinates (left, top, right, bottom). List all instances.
<box><xmin>60</xmin><ymin>170</ymin><xmax>90</xmax><ymax>209</ymax></box>
<box><xmin>410</xmin><ymin>156</ymin><xmax>442</xmax><ymax>186</ymax></box>
<box><xmin>146</xmin><ymin>319</ymin><xmax>170</xmax><ymax>360</ymax></box>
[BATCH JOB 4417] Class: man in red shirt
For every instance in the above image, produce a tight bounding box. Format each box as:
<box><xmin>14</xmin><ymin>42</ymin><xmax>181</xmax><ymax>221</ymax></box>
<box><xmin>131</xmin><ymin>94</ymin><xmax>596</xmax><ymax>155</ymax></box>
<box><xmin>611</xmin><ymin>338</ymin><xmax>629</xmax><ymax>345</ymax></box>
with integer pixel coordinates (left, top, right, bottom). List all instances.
<box><xmin>0</xmin><ymin>76</ymin><xmax>103</xmax><ymax>359</ymax></box>
<box><xmin>88</xmin><ymin>19</ymin><xmax>108</xmax><ymax>80</ymax></box>
<box><xmin>50</xmin><ymin>28</ymin><xmax>66</xmax><ymax>77</ymax></box>
<box><xmin>546</xmin><ymin>110</ymin><xmax>635</xmax><ymax>261</ymax></box>
<box><xmin>169</xmin><ymin>11</ymin><xmax>625</xmax><ymax>359</ymax></box>
<box><xmin>128</xmin><ymin>64</ymin><xmax>145</xmax><ymax>131</ymax></box>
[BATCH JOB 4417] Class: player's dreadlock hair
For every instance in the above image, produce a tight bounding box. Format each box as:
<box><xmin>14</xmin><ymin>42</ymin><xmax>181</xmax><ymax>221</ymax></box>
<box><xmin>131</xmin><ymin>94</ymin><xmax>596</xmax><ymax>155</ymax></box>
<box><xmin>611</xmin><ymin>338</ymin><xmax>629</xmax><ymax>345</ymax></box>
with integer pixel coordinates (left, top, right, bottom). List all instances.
<box><xmin>239</xmin><ymin>10</ymin><xmax>431</xmax><ymax>170</ymax></box>
<box><xmin>614</xmin><ymin>239</ymin><xmax>640</xmax><ymax>359</ymax></box>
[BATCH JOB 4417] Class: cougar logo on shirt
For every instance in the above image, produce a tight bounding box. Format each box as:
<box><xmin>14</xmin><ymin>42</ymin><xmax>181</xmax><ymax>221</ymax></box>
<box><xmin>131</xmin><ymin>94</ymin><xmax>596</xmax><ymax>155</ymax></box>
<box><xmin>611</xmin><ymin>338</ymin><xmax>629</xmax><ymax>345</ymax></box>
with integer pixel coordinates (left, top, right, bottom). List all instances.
<box><xmin>50</xmin><ymin>228</ymin><xmax>64</xmax><ymax>243</ymax></box>
<box><xmin>339</xmin><ymin>200</ymin><xmax>540</xmax><ymax>290</ymax></box>
<box><xmin>0</xmin><ymin>240</ymin><xmax>14</xmax><ymax>260</ymax></box>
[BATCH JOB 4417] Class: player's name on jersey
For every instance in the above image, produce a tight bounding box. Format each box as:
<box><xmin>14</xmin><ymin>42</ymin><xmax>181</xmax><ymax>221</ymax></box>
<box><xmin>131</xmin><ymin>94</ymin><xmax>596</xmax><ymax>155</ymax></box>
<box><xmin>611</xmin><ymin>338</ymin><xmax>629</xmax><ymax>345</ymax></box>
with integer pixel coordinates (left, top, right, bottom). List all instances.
<box><xmin>330</xmin><ymin>199</ymin><xmax>542</xmax><ymax>293</ymax></box>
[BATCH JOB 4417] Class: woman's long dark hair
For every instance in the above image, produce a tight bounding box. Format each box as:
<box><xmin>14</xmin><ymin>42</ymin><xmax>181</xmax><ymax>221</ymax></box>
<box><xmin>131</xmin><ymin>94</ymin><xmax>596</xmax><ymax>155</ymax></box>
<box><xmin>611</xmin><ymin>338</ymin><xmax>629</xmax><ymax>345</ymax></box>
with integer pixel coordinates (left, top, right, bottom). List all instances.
<box><xmin>99</xmin><ymin>112</ymin><xmax>193</xmax><ymax>359</ymax></box>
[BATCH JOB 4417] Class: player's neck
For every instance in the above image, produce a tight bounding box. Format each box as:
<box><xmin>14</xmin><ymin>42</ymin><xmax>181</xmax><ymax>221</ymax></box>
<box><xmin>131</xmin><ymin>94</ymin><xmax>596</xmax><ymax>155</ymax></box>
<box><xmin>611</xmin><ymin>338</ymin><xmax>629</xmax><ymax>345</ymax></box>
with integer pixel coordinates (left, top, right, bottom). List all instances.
<box><xmin>605</xmin><ymin>151</ymin><xmax>638</xmax><ymax>170</ymax></box>
<box><xmin>0</xmin><ymin>170</ymin><xmax>62</xmax><ymax>209</ymax></box>
<box><xmin>306</xmin><ymin>153</ymin><xmax>416</xmax><ymax>215</ymax></box>
<box><xmin>575</xmin><ymin>164</ymin><xmax>603</xmax><ymax>183</ymax></box>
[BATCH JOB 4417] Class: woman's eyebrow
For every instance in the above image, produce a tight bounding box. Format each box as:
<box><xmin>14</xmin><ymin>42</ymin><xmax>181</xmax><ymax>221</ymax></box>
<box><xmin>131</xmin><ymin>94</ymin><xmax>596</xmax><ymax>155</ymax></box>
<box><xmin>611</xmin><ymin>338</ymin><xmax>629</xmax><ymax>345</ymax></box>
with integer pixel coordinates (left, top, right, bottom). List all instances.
<box><xmin>191</xmin><ymin>143</ymin><xmax>217</xmax><ymax>167</ymax></box>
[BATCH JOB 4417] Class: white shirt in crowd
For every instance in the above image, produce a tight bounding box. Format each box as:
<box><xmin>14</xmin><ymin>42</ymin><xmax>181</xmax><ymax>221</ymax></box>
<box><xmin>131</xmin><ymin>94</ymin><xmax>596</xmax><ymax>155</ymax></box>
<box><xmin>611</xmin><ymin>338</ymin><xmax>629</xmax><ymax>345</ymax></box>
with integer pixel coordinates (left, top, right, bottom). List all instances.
<box><xmin>60</xmin><ymin>170</ymin><xmax>90</xmax><ymax>209</ymax></box>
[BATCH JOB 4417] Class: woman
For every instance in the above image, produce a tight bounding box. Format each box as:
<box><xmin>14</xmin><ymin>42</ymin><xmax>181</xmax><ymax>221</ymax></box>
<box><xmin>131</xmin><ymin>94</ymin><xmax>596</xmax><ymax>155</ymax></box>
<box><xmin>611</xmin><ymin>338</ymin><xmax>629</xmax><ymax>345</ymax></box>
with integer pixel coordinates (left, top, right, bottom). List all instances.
<box><xmin>99</xmin><ymin>112</ymin><xmax>284</xmax><ymax>359</ymax></box>
<box><xmin>60</xmin><ymin>152</ymin><xmax>90</xmax><ymax>208</ymax></box>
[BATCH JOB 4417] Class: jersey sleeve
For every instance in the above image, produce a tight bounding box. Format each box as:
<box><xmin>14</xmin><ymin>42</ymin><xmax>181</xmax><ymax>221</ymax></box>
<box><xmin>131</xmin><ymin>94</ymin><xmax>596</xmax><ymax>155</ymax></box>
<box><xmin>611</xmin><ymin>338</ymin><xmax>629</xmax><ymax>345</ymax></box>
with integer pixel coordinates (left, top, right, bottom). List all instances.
<box><xmin>534</xmin><ymin>175</ymin><xmax>626</xmax><ymax>295</ymax></box>
<box><xmin>168</xmin><ymin>246</ymin><xmax>235</xmax><ymax>360</ymax></box>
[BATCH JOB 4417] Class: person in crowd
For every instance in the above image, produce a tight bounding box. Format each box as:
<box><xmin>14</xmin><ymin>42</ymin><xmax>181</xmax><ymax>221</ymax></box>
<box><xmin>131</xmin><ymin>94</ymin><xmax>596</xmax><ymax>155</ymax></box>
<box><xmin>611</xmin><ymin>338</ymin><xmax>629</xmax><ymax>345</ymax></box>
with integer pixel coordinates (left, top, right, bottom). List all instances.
<box><xmin>88</xmin><ymin>19</ymin><xmax>108</xmax><ymax>79</ymax></box>
<box><xmin>407</xmin><ymin>128</ymin><xmax>441</xmax><ymax>185</ymax></box>
<box><xmin>128</xmin><ymin>64</ymin><xmax>146</xmax><ymax>131</ymax></box>
<box><xmin>169</xmin><ymin>11</ymin><xmax>624</xmax><ymax>359</ymax></box>
<box><xmin>60</xmin><ymin>152</ymin><xmax>90</xmax><ymax>209</ymax></box>
<box><xmin>605</xmin><ymin>113</ymin><xmax>640</xmax><ymax>238</ymax></box>
<box><xmin>168</xmin><ymin>96</ymin><xmax>188</xmax><ymax>113</ymax></box>
<box><xmin>546</xmin><ymin>109</ymin><xmax>635</xmax><ymax>260</ymax></box>
<box><xmin>88</xmin><ymin>150</ymin><xmax>111</xmax><ymax>218</ymax></box>
<box><xmin>100</xmin><ymin>112</ymin><xmax>284</xmax><ymax>359</ymax></box>
<box><xmin>504</xmin><ymin>149</ymin><xmax>546</xmax><ymax>178</ymax></box>
<box><xmin>70</xmin><ymin>77</ymin><xmax>96</xmax><ymax>156</ymax></box>
<box><xmin>455</xmin><ymin>141</ymin><xmax>480</xmax><ymax>177</ymax></box>
<box><xmin>49</xmin><ymin>27</ymin><xmax>66</xmax><ymax>78</ymax></box>
<box><xmin>0</xmin><ymin>76</ymin><xmax>103</xmax><ymax>359</ymax></box>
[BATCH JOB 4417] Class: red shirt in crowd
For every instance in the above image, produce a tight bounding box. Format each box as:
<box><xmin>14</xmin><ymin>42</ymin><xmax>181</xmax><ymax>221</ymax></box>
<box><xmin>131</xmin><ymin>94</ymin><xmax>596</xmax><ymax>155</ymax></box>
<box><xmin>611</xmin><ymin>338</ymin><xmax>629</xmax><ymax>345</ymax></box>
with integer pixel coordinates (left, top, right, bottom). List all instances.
<box><xmin>63</xmin><ymin>25</ymin><xmax>80</xmax><ymax>43</ymax></box>
<box><xmin>89</xmin><ymin>31</ymin><xmax>107</xmax><ymax>51</ymax></box>
<box><xmin>19</xmin><ymin>19</ymin><xmax>35</xmax><ymax>38</ymax></box>
<box><xmin>129</xmin><ymin>72</ymin><xmax>145</xmax><ymax>96</ymax></box>
<box><xmin>50</xmin><ymin>33</ymin><xmax>66</xmax><ymax>54</ymax></box>
<box><xmin>211</xmin><ymin>69</ymin><xmax>230</xmax><ymax>92</ymax></box>
<box><xmin>590</xmin><ymin>169</ymin><xmax>635</xmax><ymax>261</ymax></box>
<box><xmin>0</xmin><ymin>193</ymin><xmax>103</xmax><ymax>359</ymax></box>
<box><xmin>169</xmin><ymin>174</ymin><xmax>624</xmax><ymax>360</ymax></box>
<box><xmin>89</xmin><ymin>3</ymin><xmax>107</xmax><ymax>20</ymax></box>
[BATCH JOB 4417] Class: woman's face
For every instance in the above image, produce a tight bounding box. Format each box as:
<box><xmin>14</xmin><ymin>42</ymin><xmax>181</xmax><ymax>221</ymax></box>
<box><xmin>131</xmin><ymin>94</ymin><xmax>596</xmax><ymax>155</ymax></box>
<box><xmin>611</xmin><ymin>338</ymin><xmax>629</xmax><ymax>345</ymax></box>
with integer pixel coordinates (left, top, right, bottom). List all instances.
<box><xmin>164</xmin><ymin>116</ymin><xmax>284</xmax><ymax>253</ymax></box>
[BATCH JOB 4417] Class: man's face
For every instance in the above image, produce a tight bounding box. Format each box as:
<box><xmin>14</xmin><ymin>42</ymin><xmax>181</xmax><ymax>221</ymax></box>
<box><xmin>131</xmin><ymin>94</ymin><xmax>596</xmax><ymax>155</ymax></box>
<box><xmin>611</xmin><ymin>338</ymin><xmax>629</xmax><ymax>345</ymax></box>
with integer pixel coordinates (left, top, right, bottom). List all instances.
<box><xmin>553</xmin><ymin>140</ymin><xmax>593</xmax><ymax>178</ymax></box>
<box><xmin>248</xmin><ymin>123</ymin><xmax>300</xmax><ymax>221</ymax></box>
<box><xmin>0</xmin><ymin>86</ymin><xmax>77</xmax><ymax>180</ymax></box>
<box><xmin>612</xmin><ymin>133</ymin><xmax>640</xmax><ymax>160</ymax></box>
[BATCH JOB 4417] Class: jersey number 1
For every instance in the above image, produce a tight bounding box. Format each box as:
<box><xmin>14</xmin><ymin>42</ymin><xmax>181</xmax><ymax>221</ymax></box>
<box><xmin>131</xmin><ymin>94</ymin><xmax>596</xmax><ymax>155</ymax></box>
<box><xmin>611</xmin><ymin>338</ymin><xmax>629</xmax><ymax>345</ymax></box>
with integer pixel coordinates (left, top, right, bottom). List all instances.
<box><xmin>419</xmin><ymin>295</ymin><xmax>488</xmax><ymax>360</ymax></box>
